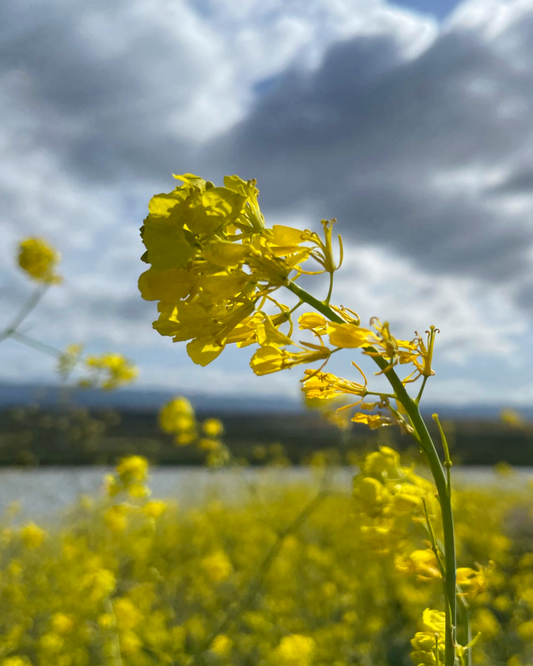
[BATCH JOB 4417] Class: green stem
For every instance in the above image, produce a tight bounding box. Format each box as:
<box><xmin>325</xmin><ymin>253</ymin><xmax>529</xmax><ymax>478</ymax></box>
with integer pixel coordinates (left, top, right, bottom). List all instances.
<box><xmin>10</xmin><ymin>331</ymin><xmax>63</xmax><ymax>358</ymax></box>
<box><xmin>285</xmin><ymin>279</ymin><xmax>457</xmax><ymax>666</ymax></box>
<box><xmin>0</xmin><ymin>285</ymin><xmax>48</xmax><ymax>344</ymax></box>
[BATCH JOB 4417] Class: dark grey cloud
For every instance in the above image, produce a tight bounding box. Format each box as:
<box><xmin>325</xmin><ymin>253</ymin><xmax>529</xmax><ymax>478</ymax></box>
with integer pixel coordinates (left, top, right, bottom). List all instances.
<box><xmin>0</xmin><ymin>0</ymin><xmax>199</xmax><ymax>184</ymax></box>
<box><xmin>205</xmin><ymin>9</ymin><xmax>533</xmax><ymax>293</ymax></box>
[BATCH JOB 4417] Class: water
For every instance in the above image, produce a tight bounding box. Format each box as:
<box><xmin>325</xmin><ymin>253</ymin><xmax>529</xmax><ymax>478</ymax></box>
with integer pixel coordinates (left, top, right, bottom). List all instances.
<box><xmin>1</xmin><ymin>466</ymin><xmax>531</xmax><ymax>521</ymax></box>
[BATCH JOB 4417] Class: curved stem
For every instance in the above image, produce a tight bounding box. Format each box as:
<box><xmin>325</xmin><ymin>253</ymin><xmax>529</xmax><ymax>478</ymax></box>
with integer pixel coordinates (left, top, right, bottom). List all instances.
<box><xmin>285</xmin><ymin>278</ymin><xmax>457</xmax><ymax>666</ymax></box>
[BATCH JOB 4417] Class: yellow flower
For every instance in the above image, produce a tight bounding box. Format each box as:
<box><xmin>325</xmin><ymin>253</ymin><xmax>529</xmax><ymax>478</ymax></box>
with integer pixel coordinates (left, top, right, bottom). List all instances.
<box><xmin>301</xmin><ymin>368</ymin><xmax>366</xmax><ymax>401</ymax></box>
<box><xmin>328</xmin><ymin>322</ymin><xmax>372</xmax><ymax>348</ymax></box>
<box><xmin>250</xmin><ymin>345</ymin><xmax>330</xmax><ymax>376</ymax></box>
<box><xmin>84</xmin><ymin>353</ymin><xmax>138</xmax><ymax>390</ymax></box>
<box><xmin>83</xmin><ymin>568</ymin><xmax>116</xmax><ymax>600</ymax></box>
<box><xmin>501</xmin><ymin>408</ymin><xmax>526</xmax><ymax>428</ymax></box>
<box><xmin>51</xmin><ymin>613</ymin><xmax>74</xmax><ymax>634</ymax></box>
<box><xmin>18</xmin><ymin>237</ymin><xmax>62</xmax><ymax>284</ymax></box>
<box><xmin>275</xmin><ymin>634</ymin><xmax>316</xmax><ymax>665</ymax></box>
<box><xmin>114</xmin><ymin>598</ymin><xmax>142</xmax><ymax>630</ymax></box>
<box><xmin>202</xmin><ymin>418</ymin><xmax>224</xmax><ymax>437</ymax></box>
<box><xmin>2</xmin><ymin>657</ymin><xmax>32</xmax><ymax>666</ymax></box>
<box><xmin>116</xmin><ymin>455</ymin><xmax>148</xmax><ymax>484</ymax></box>
<box><xmin>211</xmin><ymin>634</ymin><xmax>232</xmax><ymax>656</ymax></box>
<box><xmin>456</xmin><ymin>562</ymin><xmax>492</xmax><ymax>598</ymax></box>
<box><xmin>159</xmin><ymin>397</ymin><xmax>195</xmax><ymax>432</ymax></box>
<box><xmin>298</xmin><ymin>312</ymin><xmax>329</xmax><ymax>336</ymax></box>
<box><xmin>104</xmin><ymin>505</ymin><xmax>129</xmax><ymax>532</ymax></box>
<box><xmin>395</xmin><ymin>549</ymin><xmax>442</xmax><ymax>580</ymax></box>
<box><xmin>143</xmin><ymin>500</ymin><xmax>167</xmax><ymax>519</ymax></box>
<box><xmin>201</xmin><ymin>550</ymin><xmax>232</xmax><ymax>583</ymax></box>
<box><xmin>199</xmin><ymin>438</ymin><xmax>222</xmax><ymax>451</ymax></box>
<box><xmin>352</xmin><ymin>413</ymin><xmax>393</xmax><ymax>429</ymax></box>
<box><xmin>20</xmin><ymin>522</ymin><xmax>46</xmax><ymax>548</ymax></box>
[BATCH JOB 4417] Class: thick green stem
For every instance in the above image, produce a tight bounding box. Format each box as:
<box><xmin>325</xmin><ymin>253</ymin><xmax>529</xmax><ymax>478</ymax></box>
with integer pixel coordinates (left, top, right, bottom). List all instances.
<box><xmin>285</xmin><ymin>279</ymin><xmax>457</xmax><ymax>666</ymax></box>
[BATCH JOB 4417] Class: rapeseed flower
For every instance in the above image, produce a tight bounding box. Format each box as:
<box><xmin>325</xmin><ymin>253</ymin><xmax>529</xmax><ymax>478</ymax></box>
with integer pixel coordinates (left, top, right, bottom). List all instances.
<box><xmin>84</xmin><ymin>353</ymin><xmax>138</xmax><ymax>390</ymax></box>
<box><xmin>18</xmin><ymin>237</ymin><xmax>62</xmax><ymax>284</ymax></box>
<box><xmin>275</xmin><ymin>634</ymin><xmax>316</xmax><ymax>665</ymax></box>
<box><xmin>20</xmin><ymin>522</ymin><xmax>46</xmax><ymax>549</ymax></box>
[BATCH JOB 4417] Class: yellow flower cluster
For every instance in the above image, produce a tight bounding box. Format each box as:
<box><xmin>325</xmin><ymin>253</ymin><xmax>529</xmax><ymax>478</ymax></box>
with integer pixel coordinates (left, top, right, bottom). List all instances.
<box><xmin>411</xmin><ymin>608</ymin><xmax>445</xmax><ymax>666</ymax></box>
<box><xmin>139</xmin><ymin>174</ymin><xmax>439</xmax><ymax>434</ymax></box>
<box><xmin>138</xmin><ymin>174</ymin><xmax>343</xmax><ymax>366</ymax></box>
<box><xmin>57</xmin><ymin>346</ymin><xmax>139</xmax><ymax>391</ymax></box>
<box><xmin>82</xmin><ymin>353</ymin><xmax>139</xmax><ymax>390</ymax></box>
<box><xmin>158</xmin><ymin>396</ymin><xmax>228</xmax><ymax>465</ymax></box>
<box><xmin>18</xmin><ymin>238</ymin><xmax>62</xmax><ymax>285</ymax></box>
<box><xmin>352</xmin><ymin>447</ymin><xmax>437</xmax><ymax>554</ymax></box>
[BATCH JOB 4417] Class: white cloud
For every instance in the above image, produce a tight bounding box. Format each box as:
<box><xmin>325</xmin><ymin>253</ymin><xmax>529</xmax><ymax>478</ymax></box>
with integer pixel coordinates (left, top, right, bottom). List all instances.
<box><xmin>1</xmin><ymin>0</ymin><xmax>533</xmax><ymax>405</ymax></box>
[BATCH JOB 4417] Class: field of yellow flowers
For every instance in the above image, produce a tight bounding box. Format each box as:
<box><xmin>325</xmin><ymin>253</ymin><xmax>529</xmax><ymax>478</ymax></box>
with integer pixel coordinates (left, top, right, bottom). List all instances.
<box><xmin>1</xmin><ymin>454</ymin><xmax>532</xmax><ymax>666</ymax></box>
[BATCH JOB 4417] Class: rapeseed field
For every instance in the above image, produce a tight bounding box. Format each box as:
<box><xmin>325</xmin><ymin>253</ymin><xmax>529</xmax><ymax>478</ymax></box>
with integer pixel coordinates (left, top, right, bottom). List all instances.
<box><xmin>1</xmin><ymin>454</ymin><xmax>532</xmax><ymax>666</ymax></box>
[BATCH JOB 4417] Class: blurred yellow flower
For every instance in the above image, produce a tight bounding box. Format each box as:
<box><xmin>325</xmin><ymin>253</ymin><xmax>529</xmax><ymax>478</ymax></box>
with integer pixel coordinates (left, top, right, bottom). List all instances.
<box><xmin>202</xmin><ymin>418</ymin><xmax>224</xmax><ymax>437</ymax></box>
<box><xmin>211</xmin><ymin>634</ymin><xmax>233</xmax><ymax>655</ymax></box>
<box><xmin>20</xmin><ymin>522</ymin><xmax>46</xmax><ymax>549</ymax></box>
<box><xmin>18</xmin><ymin>237</ymin><xmax>62</xmax><ymax>284</ymax></box>
<box><xmin>276</xmin><ymin>634</ymin><xmax>316</xmax><ymax>665</ymax></box>
<box><xmin>201</xmin><ymin>550</ymin><xmax>232</xmax><ymax>583</ymax></box>
<box><xmin>84</xmin><ymin>353</ymin><xmax>138</xmax><ymax>390</ymax></box>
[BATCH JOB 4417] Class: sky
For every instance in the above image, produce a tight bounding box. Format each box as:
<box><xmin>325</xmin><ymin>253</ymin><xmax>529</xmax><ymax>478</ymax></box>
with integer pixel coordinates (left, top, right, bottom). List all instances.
<box><xmin>2</xmin><ymin>0</ymin><xmax>533</xmax><ymax>407</ymax></box>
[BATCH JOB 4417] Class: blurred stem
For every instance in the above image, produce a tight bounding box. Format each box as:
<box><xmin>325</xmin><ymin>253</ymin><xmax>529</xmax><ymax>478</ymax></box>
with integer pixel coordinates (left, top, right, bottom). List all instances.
<box><xmin>0</xmin><ymin>285</ymin><xmax>48</xmax><ymax>344</ymax></box>
<box><xmin>10</xmin><ymin>330</ymin><xmax>62</xmax><ymax>358</ymax></box>
<box><xmin>285</xmin><ymin>278</ymin><xmax>457</xmax><ymax>666</ymax></box>
<box><xmin>186</xmin><ymin>485</ymin><xmax>329</xmax><ymax>666</ymax></box>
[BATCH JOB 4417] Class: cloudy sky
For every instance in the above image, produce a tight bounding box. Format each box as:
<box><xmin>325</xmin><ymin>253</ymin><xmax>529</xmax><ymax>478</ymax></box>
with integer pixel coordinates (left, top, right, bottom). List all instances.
<box><xmin>2</xmin><ymin>0</ymin><xmax>533</xmax><ymax>407</ymax></box>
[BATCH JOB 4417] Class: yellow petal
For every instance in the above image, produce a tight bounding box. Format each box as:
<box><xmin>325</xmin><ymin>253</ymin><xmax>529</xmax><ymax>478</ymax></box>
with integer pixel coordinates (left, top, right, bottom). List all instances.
<box><xmin>328</xmin><ymin>323</ymin><xmax>372</xmax><ymax>348</ymax></box>
<box><xmin>186</xmin><ymin>338</ymin><xmax>225</xmax><ymax>366</ymax></box>
<box><xmin>203</xmin><ymin>241</ymin><xmax>250</xmax><ymax>267</ymax></box>
<box><xmin>138</xmin><ymin>268</ymin><xmax>193</xmax><ymax>302</ymax></box>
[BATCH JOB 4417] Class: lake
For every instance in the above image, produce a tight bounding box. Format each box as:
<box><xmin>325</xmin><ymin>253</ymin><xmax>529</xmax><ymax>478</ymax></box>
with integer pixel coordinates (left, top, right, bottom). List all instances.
<box><xmin>1</xmin><ymin>465</ymin><xmax>532</xmax><ymax>521</ymax></box>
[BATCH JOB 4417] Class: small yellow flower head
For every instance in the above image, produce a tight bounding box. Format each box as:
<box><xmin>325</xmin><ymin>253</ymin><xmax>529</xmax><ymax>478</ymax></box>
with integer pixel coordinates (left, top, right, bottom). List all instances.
<box><xmin>175</xmin><ymin>431</ymin><xmax>196</xmax><ymax>446</ymax></box>
<box><xmin>51</xmin><ymin>613</ymin><xmax>74</xmax><ymax>634</ymax></box>
<box><xmin>202</xmin><ymin>418</ymin><xmax>224</xmax><ymax>437</ymax></box>
<box><xmin>501</xmin><ymin>408</ymin><xmax>526</xmax><ymax>428</ymax></box>
<box><xmin>275</xmin><ymin>634</ymin><xmax>316</xmax><ymax>665</ymax></box>
<box><xmin>411</xmin><ymin>609</ymin><xmax>446</xmax><ymax>666</ymax></box>
<box><xmin>84</xmin><ymin>353</ymin><xmax>138</xmax><ymax>390</ymax></box>
<box><xmin>18</xmin><ymin>237</ymin><xmax>62</xmax><ymax>284</ymax></box>
<box><xmin>1</xmin><ymin>657</ymin><xmax>32</xmax><ymax>666</ymax></box>
<box><xmin>421</xmin><ymin>608</ymin><xmax>446</xmax><ymax>635</ymax></box>
<box><xmin>143</xmin><ymin>499</ymin><xmax>167</xmax><ymax>519</ymax></box>
<box><xmin>120</xmin><ymin>631</ymin><xmax>142</xmax><ymax>654</ymax></box>
<box><xmin>98</xmin><ymin>613</ymin><xmax>115</xmax><ymax>630</ymax></box>
<box><xmin>83</xmin><ymin>568</ymin><xmax>116</xmax><ymax>600</ymax></box>
<box><xmin>456</xmin><ymin>562</ymin><xmax>493</xmax><ymax>598</ymax></box>
<box><xmin>114</xmin><ymin>598</ymin><xmax>142</xmax><ymax>630</ymax></box>
<box><xmin>395</xmin><ymin>549</ymin><xmax>442</xmax><ymax>581</ymax></box>
<box><xmin>363</xmin><ymin>447</ymin><xmax>402</xmax><ymax>481</ymax></box>
<box><xmin>104</xmin><ymin>505</ymin><xmax>129</xmax><ymax>532</ymax></box>
<box><xmin>159</xmin><ymin>397</ymin><xmax>195</xmax><ymax>434</ymax></box>
<box><xmin>211</xmin><ymin>634</ymin><xmax>232</xmax><ymax>656</ymax></box>
<box><xmin>199</xmin><ymin>437</ymin><xmax>222</xmax><ymax>451</ymax></box>
<box><xmin>298</xmin><ymin>312</ymin><xmax>329</xmax><ymax>336</ymax></box>
<box><xmin>41</xmin><ymin>632</ymin><xmax>65</xmax><ymax>652</ymax></box>
<box><xmin>206</xmin><ymin>448</ymin><xmax>231</xmax><ymax>467</ymax></box>
<box><xmin>20</xmin><ymin>522</ymin><xmax>46</xmax><ymax>548</ymax></box>
<box><xmin>116</xmin><ymin>455</ymin><xmax>149</xmax><ymax>484</ymax></box>
<box><xmin>353</xmin><ymin>476</ymin><xmax>391</xmax><ymax>518</ymax></box>
<box><xmin>201</xmin><ymin>550</ymin><xmax>232</xmax><ymax>583</ymax></box>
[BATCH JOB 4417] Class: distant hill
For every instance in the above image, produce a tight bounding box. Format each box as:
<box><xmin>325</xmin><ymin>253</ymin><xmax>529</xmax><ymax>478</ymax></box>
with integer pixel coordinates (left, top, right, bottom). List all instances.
<box><xmin>0</xmin><ymin>381</ymin><xmax>530</xmax><ymax>420</ymax></box>
<box><xmin>0</xmin><ymin>382</ymin><xmax>303</xmax><ymax>413</ymax></box>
